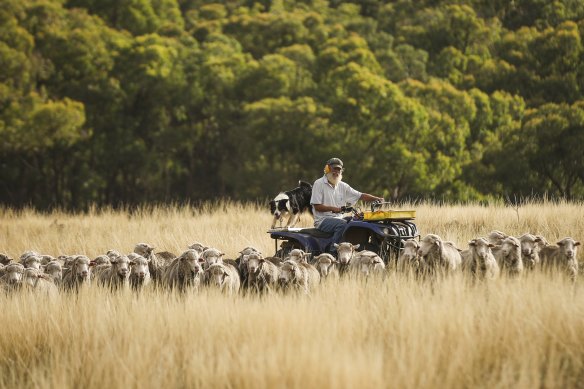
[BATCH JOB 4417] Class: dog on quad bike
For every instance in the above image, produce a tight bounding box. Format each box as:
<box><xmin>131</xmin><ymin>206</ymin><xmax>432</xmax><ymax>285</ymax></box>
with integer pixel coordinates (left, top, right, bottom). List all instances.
<box><xmin>269</xmin><ymin>181</ymin><xmax>313</xmax><ymax>229</ymax></box>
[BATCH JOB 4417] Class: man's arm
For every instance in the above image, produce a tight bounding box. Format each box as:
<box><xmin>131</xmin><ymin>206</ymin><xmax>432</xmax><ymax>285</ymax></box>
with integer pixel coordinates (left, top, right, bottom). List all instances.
<box><xmin>313</xmin><ymin>204</ymin><xmax>342</xmax><ymax>213</ymax></box>
<box><xmin>360</xmin><ymin>193</ymin><xmax>384</xmax><ymax>202</ymax></box>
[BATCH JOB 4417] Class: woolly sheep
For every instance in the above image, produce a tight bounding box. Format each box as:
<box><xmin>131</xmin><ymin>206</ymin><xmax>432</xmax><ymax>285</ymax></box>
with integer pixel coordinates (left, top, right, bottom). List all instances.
<box><xmin>488</xmin><ymin>230</ymin><xmax>508</xmax><ymax>246</ymax></box>
<box><xmin>334</xmin><ymin>242</ymin><xmax>360</xmax><ymax>275</ymax></box>
<box><xmin>201</xmin><ymin>248</ymin><xmax>225</xmax><ymax>269</ymax></box>
<box><xmin>467</xmin><ymin>238</ymin><xmax>499</xmax><ymax>281</ymax></box>
<box><xmin>22</xmin><ymin>268</ymin><xmax>59</xmax><ymax>297</ymax></box>
<box><xmin>351</xmin><ymin>250</ymin><xmax>386</xmax><ymax>277</ymax></box>
<box><xmin>0</xmin><ymin>263</ymin><xmax>25</xmax><ymax>291</ymax></box>
<box><xmin>62</xmin><ymin>255</ymin><xmax>93</xmax><ymax>291</ymax></box>
<box><xmin>313</xmin><ymin>253</ymin><xmax>339</xmax><ymax>279</ymax></box>
<box><xmin>205</xmin><ymin>262</ymin><xmax>240</xmax><ymax>295</ymax></box>
<box><xmin>127</xmin><ymin>253</ymin><xmax>151</xmax><ymax>290</ymax></box>
<box><xmin>43</xmin><ymin>260</ymin><xmax>63</xmax><ymax>286</ymax></box>
<box><xmin>237</xmin><ymin>246</ymin><xmax>261</xmax><ymax>289</ymax></box>
<box><xmin>518</xmin><ymin>233</ymin><xmax>543</xmax><ymax>270</ymax></box>
<box><xmin>93</xmin><ymin>254</ymin><xmax>131</xmax><ymax>290</ymax></box>
<box><xmin>396</xmin><ymin>239</ymin><xmax>421</xmax><ymax>275</ymax></box>
<box><xmin>417</xmin><ymin>234</ymin><xmax>462</xmax><ymax>276</ymax></box>
<box><xmin>134</xmin><ymin>243</ymin><xmax>168</xmax><ymax>283</ymax></box>
<box><xmin>278</xmin><ymin>259</ymin><xmax>310</xmax><ymax>294</ymax></box>
<box><xmin>0</xmin><ymin>253</ymin><xmax>12</xmax><ymax>265</ymax></box>
<box><xmin>494</xmin><ymin>236</ymin><xmax>523</xmax><ymax>277</ymax></box>
<box><xmin>161</xmin><ymin>249</ymin><xmax>204</xmax><ymax>292</ymax></box>
<box><xmin>244</xmin><ymin>253</ymin><xmax>280</xmax><ymax>293</ymax></box>
<box><xmin>539</xmin><ymin>237</ymin><xmax>580</xmax><ymax>280</ymax></box>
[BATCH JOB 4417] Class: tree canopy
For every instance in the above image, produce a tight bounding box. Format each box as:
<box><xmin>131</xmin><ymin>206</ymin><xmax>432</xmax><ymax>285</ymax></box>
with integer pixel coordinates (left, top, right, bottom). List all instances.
<box><xmin>1</xmin><ymin>0</ymin><xmax>584</xmax><ymax>209</ymax></box>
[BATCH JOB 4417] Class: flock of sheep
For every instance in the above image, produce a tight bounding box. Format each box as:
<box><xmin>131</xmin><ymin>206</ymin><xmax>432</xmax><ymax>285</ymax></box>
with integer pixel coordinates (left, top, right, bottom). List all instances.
<box><xmin>0</xmin><ymin>230</ymin><xmax>580</xmax><ymax>297</ymax></box>
<box><xmin>403</xmin><ymin>231</ymin><xmax>581</xmax><ymax>281</ymax></box>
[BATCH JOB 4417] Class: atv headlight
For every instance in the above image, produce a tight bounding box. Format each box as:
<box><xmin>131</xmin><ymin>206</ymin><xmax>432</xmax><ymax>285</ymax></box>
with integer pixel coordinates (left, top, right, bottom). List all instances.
<box><xmin>383</xmin><ymin>227</ymin><xmax>390</xmax><ymax>235</ymax></box>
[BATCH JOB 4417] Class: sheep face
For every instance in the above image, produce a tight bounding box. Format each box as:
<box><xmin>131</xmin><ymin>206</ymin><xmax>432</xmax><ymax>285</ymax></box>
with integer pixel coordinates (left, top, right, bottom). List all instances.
<box><xmin>111</xmin><ymin>256</ymin><xmax>130</xmax><ymax>279</ymax></box>
<box><xmin>23</xmin><ymin>268</ymin><xmax>45</xmax><ymax>288</ymax></box>
<box><xmin>44</xmin><ymin>261</ymin><xmax>63</xmax><ymax>281</ymax></box>
<box><xmin>401</xmin><ymin>240</ymin><xmax>420</xmax><ymax>261</ymax></box>
<box><xmin>470</xmin><ymin>238</ymin><xmax>494</xmax><ymax>261</ymax></box>
<box><xmin>418</xmin><ymin>234</ymin><xmax>441</xmax><ymax>257</ymax></box>
<box><xmin>3</xmin><ymin>263</ymin><xmax>25</xmax><ymax>284</ymax></box>
<box><xmin>129</xmin><ymin>255</ymin><xmax>150</xmax><ymax>280</ymax></box>
<box><xmin>206</xmin><ymin>264</ymin><xmax>230</xmax><ymax>288</ymax></box>
<box><xmin>314</xmin><ymin>254</ymin><xmax>337</xmax><ymax>278</ymax></box>
<box><xmin>278</xmin><ymin>261</ymin><xmax>299</xmax><ymax>285</ymax></box>
<box><xmin>358</xmin><ymin>253</ymin><xmax>385</xmax><ymax>276</ymax></box>
<box><xmin>501</xmin><ymin>237</ymin><xmax>520</xmax><ymax>256</ymax></box>
<box><xmin>179</xmin><ymin>250</ymin><xmax>202</xmax><ymax>278</ymax></box>
<box><xmin>23</xmin><ymin>255</ymin><xmax>41</xmax><ymax>270</ymax></box>
<box><xmin>519</xmin><ymin>234</ymin><xmax>540</xmax><ymax>257</ymax></box>
<box><xmin>557</xmin><ymin>238</ymin><xmax>580</xmax><ymax>261</ymax></box>
<box><xmin>246</xmin><ymin>253</ymin><xmax>263</xmax><ymax>274</ymax></box>
<box><xmin>287</xmin><ymin>249</ymin><xmax>308</xmax><ymax>264</ymax></box>
<box><xmin>202</xmin><ymin>248</ymin><xmax>224</xmax><ymax>267</ymax></box>
<box><xmin>335</xmin><ymin>242</ymin><xmax>359</xmax><ymax>265</ymax></box>
<box><xmin>73</xmin><ymin>256</ymin><xmax>92</xmax><ymax>280</ymax></box>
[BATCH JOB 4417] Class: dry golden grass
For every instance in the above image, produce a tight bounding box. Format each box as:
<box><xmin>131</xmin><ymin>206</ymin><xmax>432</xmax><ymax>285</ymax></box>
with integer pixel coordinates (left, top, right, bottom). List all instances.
<box><xmin>1</xmin><ymin>201</ymin><xmax>584</xmax><ymax>388</ymax></box>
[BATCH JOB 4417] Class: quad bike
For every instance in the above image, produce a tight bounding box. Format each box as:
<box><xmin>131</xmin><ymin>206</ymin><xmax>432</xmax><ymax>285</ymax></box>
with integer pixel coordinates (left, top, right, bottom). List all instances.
<box><xmin>268</xmin><ymin>201</ymin><xmax>419</xmax><ymax>265</ymax></box>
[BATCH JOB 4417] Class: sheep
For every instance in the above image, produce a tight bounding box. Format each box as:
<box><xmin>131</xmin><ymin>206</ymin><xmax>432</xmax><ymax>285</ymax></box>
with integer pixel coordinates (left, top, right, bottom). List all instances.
<box><xmin>244</xmin><ymin>253</ymin><xmax>280</xmax><ymax>293</ymax></box>
<box><xmin>237</xmin><ymin>246</ymin><xmax>261</xmax><ymax>289</ymax></box>
<box><xmin>40</xmin><ymin>255</ymin><xmax>56</xmax><ymax>266</ymax></box>
<box><xmin>539</xmin><ymin>237</ymin><xmax>580</xmax><ymax>280</ymax></box>
<box><xmin>286</xmin><ymin>249</ymin><xmax>310</xmax><ymax>264</ymax></box>
<box><xmin>22</xmin><ymin>268</ymin><xmax>59</xmax><ymax>297</ymax></box>
<box><xmin>20</xmin><ymin>253</ymin><xmax>42</xmax><ymax>270</ymax></box>
<box><xmin>204</xmin><ymin>262</ymin><xmax>241</xmax><ymax>295</ymax></box>
<box><xmin>134</xmin><ymin>243</ymin><xmax>169</xmax><ymax>284</ymax></box>
<box><xmin>467</xmin><ymin>238</ymin><xmax>499</xmax><ymax>281</ymax></box>
<box><xmin>417</xmin><ymin>234</ymin><xmax>462</xmax><ymax>276</ymax></box>
<box><xmin>494</xmin><ymin>236</ymin><xmax>523</xmax><ymax>278</ymax></box>
<box><xmin>351</xmin><ymin>250</ymin><xmax>386</xmax><ymax>278</ymax></box>
<box><xmin>0</xmin><ymin>253</ymin><xmax>12</xmax><ymax>265</ymax></box>
<box><xmin>201</xmin><ymin>248</ymin><xmax>225</xmax><ymax>269</ymax></box>
<box><xmin>488</xmin><ymin>230</ymin><xmax>508</xmax><ymax>246</ymax></box>
<box><xmin>43</xmin><ymin>260</ymin><xmax>63</xmax><ymax>286</ymax></box>
<box><xmin>313</xmin><ymin>253</ymin><xmax>339</xmax><ymax>280</ymax></box>
<box><xmin>127</xmin><ymin>253</ymin><xmax>151</xmax><ymax>291</ymax></box>
<box><xmin>518</xmin><ymin>233</ymin><xmax>543</xmax><ymax>270</ymax></box>
<box><xmin>62</xmin><ymin>255</ymin><xmax>93</xmax><ymax>291</ymax></box>
<box><xmin>0</xmin><ymin>263</ymin><xmax>25</xmax><ymax>292</ymax></box>
<box><xmin>278</xmin><ymin>260</ymin><xmax>319</xmax><ymax>293</ymax></box>
<box><xmin>334</xmin><ymin>242</ymin><xmax>360</xmax><ymax>275</ymax></box>
<box><xmin>161</xmin><ymin>249</ymin><xmax>204</xmax><ymax>292</ymax></box>
<box><xmin>92</xmin><ymin>255</ymin><xmax>111</xmax><ymax>266</ymax></box>
<box><xmin>278</xmin><ymin>259</ymin><xmax>310</xmax><ymax>294</ymax></box>
<box><xmin>396</xmin><ymin>239</ymin><xmax>421</xmax><ymax>276</ymax></box>
<box><xmin>187</xmin><ymin>242</ymin><xmax>209</xmax><ymax>255</ymax></box>
<box><xmin>92</xmin><ymin>254</ymin><xmax>131</xmax><ymax>290</ymax></box>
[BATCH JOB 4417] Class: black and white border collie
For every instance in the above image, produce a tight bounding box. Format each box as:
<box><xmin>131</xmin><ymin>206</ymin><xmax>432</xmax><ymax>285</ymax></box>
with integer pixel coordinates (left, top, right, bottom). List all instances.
<box><xmin>269</xmin><ymin>180</ymin><xmax>313</xmax><ymax>229</ymax></box>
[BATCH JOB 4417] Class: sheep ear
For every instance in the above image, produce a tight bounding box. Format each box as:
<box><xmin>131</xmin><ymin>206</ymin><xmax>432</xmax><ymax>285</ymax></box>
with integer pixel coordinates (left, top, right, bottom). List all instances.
<box><xmin>333</xmin><ymin>243</ymin><xmax>339</xmax><ymax>248</ymax></box>
<box><xmin>468</xmin><ymin>240</ymin><xmax>476</xmax><ymax>246</ymax></box>
<box><xmin>353</xmin><ymin>244</ymin><xmax>360</xmax><ymax>250</ymax></box>
<box><xmin>129</xmin><ymin>260</ymin><xmax>136</xmax><ymax>266</ymax></box>
<box><xmin>220</xmin><ymin>252</ymin><xmax>225</xmax><ymax>257</ymax></box>
<box><xmin>534</xmin><ymin>237</ymin><xmax>542</xmax><ymax>242</ymax></box>
<box><xmin>488</xmin><ymin>243</ymin><xmax>495</xmax><ymax>248</ymax></box>
<box><xmin>575</xmin><ymin>241</ymin><xmax>581</xmax><ymax>246</ymax></box>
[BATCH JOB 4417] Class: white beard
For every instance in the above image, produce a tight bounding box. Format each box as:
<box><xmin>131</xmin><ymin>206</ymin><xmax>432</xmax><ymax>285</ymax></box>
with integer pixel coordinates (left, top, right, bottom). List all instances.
<box><xmin>326</xmin><ymin>172</ymin><xmax>342</xmax><ymax>186</ymax></box>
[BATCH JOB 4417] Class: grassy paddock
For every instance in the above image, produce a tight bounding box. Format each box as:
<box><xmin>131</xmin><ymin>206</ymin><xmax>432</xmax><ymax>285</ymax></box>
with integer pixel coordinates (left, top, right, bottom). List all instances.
<box><xmin>1</xmin><ymin>201</ymin><xmax>584</xmax><ymax>388</ymax></box>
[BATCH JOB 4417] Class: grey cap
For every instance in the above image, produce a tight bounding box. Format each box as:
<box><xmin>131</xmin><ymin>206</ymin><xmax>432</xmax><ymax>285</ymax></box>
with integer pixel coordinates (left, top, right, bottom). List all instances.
<box><xmin>326</xmin><ymin>157</ymin><xmax>343</xmax><ymax>168</ymax></box>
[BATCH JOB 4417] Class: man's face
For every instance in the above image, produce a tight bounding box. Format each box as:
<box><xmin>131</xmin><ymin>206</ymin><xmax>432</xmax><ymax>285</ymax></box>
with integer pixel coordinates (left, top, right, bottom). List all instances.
<box><xmin>327</xmin><ymin>165</ymin><xmax>343</xmax><ymax>185</ymax></box>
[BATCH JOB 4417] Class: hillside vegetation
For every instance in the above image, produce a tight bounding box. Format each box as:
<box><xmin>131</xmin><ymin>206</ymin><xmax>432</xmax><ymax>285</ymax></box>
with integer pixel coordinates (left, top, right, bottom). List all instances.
<box><xmin>2</xmin><ymin>0</ymin><xmax>584</xmax><ymax>209</ymax></box>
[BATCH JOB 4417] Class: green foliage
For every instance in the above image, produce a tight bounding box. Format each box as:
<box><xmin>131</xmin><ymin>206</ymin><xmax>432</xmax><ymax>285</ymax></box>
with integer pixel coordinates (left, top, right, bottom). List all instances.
<box><xmin>2</xmin><ymin>0</ymin><xmax>584</xmax><ymax>209</ymax></box>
